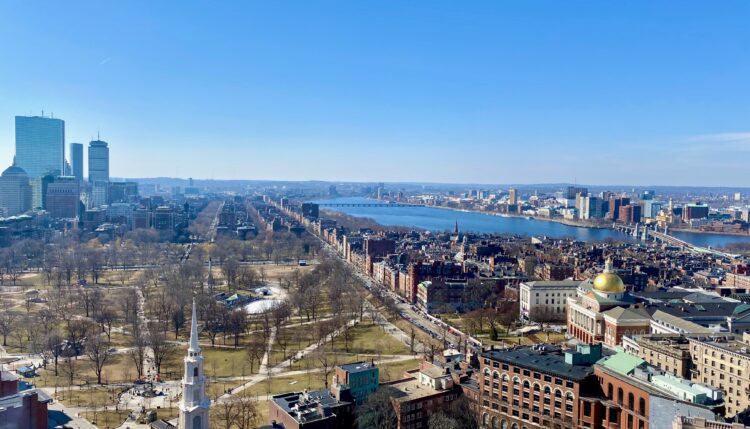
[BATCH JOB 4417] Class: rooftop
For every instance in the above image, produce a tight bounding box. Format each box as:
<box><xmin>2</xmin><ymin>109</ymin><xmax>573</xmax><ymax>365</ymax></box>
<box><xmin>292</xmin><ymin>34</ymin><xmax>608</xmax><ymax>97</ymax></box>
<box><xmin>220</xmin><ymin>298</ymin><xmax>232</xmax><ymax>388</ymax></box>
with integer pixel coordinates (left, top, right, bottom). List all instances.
<box><xmin>338</xmin><ymin>361</ymin><xmax>377</xmax><ymax>374</ymax></box>
<box><xmin>388</xmin><ymin>376</ymin><xmax>451</xmax><ymax>402</ymax></box>
<box><xmin>271</xmin><ymin>389</ymin><xmax>349</xmax><ymax>423</ymax></box>
<box><xmin>482</xmin><ymin>347</ymin><xmax>596</xmax><ymax>382</ymax></box>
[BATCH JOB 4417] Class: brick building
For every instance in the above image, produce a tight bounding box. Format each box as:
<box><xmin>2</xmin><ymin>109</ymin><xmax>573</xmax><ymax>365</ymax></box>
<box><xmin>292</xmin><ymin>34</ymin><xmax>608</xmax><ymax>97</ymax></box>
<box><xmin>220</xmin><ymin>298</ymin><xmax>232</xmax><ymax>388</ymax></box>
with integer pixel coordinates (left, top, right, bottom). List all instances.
<box><xmin>478</xmin><ymin>344</ymin><xmax>603</xmax><ymax>429</ymax></box>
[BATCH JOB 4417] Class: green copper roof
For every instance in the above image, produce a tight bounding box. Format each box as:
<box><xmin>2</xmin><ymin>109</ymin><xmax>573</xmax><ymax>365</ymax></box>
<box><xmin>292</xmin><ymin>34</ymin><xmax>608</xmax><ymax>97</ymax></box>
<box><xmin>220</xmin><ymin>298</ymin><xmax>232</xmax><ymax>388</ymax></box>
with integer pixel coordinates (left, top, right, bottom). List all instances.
<box><xmin>599</xmin><ymin>352</ymin><xmax>645</xmax><ymax>376</ymax></box>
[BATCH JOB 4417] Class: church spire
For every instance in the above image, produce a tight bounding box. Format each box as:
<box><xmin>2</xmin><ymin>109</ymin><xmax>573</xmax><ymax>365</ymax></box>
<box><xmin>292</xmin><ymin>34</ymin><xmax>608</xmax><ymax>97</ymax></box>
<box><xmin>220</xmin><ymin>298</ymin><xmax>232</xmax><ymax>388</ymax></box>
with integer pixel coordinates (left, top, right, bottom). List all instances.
<box><xmin>189</xmin><ymin>298</ymin><xmax>200</xmax><ymax>353</ymax></box>
<box><xmin>454</xmin><ymin>220</ymin><xmax>459</xmax><ymax>235</ymax></box>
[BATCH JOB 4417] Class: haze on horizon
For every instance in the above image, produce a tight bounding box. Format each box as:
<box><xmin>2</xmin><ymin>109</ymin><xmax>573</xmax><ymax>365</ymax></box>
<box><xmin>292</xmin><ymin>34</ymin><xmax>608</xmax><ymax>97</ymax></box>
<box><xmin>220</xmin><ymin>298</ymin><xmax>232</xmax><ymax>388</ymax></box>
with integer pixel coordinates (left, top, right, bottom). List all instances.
<box><xmin>1</xmin><ymin>1</ymin><xmax>748</xmax><ymax>186</ymax></box>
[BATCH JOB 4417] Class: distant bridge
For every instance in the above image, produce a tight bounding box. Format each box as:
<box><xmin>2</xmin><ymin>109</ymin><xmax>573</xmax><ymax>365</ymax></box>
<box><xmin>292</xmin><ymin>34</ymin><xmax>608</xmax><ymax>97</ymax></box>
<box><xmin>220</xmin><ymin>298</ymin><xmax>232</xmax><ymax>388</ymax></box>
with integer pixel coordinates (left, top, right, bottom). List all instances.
<box><xmin>316</xmin><ymin>202</ymin><xmax>425</xmax><ymax>208</ymax></box>
<box><xmin>612</xmin><ymin>223</ymin><xmax>739</xmax><ymax>259</ymax></box>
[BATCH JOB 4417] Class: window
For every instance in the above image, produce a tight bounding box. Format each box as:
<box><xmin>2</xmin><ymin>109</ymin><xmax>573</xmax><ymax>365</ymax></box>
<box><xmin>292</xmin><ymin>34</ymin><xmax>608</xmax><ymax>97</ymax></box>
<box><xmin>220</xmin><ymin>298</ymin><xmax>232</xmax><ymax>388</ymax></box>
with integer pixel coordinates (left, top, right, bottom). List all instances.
<box><xmin>628</xmin><ymin>393</ymin><xmax>634</xmax><ymax>410</ymax></box>
<box><xmin>617</xmin><ymin>388</ymin><xmax>624</xmax><ymax>404</ymax></box>
<box><xmin>639</xmin><ymin>398</ymin><xmax>646</xmax><ymax>416</ymax></box>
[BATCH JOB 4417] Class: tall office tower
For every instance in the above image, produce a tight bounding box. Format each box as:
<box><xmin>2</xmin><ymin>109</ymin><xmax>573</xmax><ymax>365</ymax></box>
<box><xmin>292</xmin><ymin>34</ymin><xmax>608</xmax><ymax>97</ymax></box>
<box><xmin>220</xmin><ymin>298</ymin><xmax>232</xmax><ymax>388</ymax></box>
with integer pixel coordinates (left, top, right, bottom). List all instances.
<box><xmin>46</xmin><ymin>177</ymin><xmax>80</xmax><ymax>219</ymax></box>
<box><xmin>565</xmin><ymin>186</ymin><xmax>588</xmax><ymax>199</ymax></box>
<box><xmin>508</xmin><ymin>188</ymin><xmax>518</xmax><ymax>205</ymax></box>
<box><xmin>88</xmin><ymin>140</ymin><xmax>109</xmax><ymax>182</ymax></box>
<box><xmin>640</xmin><ymin>190</ymin><xmax>656</xmax><ymax>200</ymax></box>
<box><xmin>15</xmin><ymin>115</ymin><xmax>65</xmax><ymax>208</ymax></box>
<box><xmin>0</xmin><ymin>162</ymin><xmax>33</xmax><ymax>217</ymax></box>
<box><xmin>70</xmin><ymin>143</ymin><xmax>84</xmax><ymax>182</ymax></box>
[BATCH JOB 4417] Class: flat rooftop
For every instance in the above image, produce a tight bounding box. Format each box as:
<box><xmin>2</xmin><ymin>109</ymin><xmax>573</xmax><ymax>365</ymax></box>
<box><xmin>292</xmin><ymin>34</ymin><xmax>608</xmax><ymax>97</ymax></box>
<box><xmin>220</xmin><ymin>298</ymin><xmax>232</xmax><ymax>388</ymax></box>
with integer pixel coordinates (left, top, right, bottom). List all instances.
<box><xmin>482</xmin><ymin>348</ymin><xmax>595</xmax><ymax>382</ymax></box>
<box><xmin>338</xmin><ymin>361</ymin><xmax>377</xmax><ymax>374</ymax></box>
<box><xmin>388</xmin><ymin>378</ymin><xmax>448</xmax><ymax>402</ymax></box>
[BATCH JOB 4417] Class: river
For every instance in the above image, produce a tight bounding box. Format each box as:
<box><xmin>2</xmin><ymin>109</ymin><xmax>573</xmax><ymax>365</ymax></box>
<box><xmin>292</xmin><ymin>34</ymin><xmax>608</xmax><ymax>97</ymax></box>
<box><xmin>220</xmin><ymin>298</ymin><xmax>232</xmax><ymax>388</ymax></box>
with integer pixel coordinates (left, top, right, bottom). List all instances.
<box><xmin>315</xmin><ymin>197</ymin><xmax>750</xmax><ymax>249</ymax></box>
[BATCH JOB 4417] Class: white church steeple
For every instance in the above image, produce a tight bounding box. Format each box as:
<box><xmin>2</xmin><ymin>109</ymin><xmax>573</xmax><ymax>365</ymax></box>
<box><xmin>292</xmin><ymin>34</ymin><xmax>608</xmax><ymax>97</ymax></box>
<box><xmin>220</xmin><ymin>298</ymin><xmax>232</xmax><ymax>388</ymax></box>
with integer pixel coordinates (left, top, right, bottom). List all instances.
<box><xmin>179</xmin><ymin>299</ymin><xmax>209</xmax><ymax>429</ymax></box>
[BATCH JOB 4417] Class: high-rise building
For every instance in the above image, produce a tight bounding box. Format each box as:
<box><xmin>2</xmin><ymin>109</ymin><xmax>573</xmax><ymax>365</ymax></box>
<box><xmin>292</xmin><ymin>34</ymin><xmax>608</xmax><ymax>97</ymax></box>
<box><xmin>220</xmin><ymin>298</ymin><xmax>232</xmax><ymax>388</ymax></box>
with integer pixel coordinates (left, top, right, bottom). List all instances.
<box><xmin>15</xmin><ymin>115</ymin><xmax>65</xmax><ymax>207</ymax></box>
<box><xmin>88</xmin><ymin>140</ymin><xmax>109</xmax><ymax>182</ymax></box>
<box><xmin>641</xmin><ymin>200</ymin><xmax>663</xmax><ymax>219</ymax></box>
<box><xmin>69</xmin><ymin>143</ymin><xmax>84</xmax><ymax>182</ymax></box>
<box><xmin>683</xmin><ymin>203</ymin><xmax>709</xmax><ymax>222</ymax></box>
<box><xmin>46</xmin><ymin>177</ymin><xmax>80</xmax><ymax>219</ymax></box>
<box><xmin>15</xmin><ymin>116</ymin><xmax>65</xmax><ymax>178</ymax></box>
<box><xmin>508</xmin><ymin>188</ymin><xmax>518</xmax><ymax>205</ymax></box>
<box><xmin>0</xmin><ymin>162</ymin><xmax>32</xmax><ymax>217</ymax></box>
<box><xmin>618</xmin><ymin>204</ymin><xmax>642</xmax><ymax>224</ymax></box>
<box><xmin>565</xmin><ymin>186</ymin><xmax>588</xmax><ymax>199</ymax></box>
<box><xmin>579</xmin><ymin>196</ymin><xmax>607</xmax><ymax>220</ymax></box>
<box><xmin>640</xmin><ymin>190</ymin><xmax>656</xmax><ymax>200</ymax></box>
<box><xmin>89</xmin><ymin>181</ymin><xmax>108</xmax><ymax>209</ymax></box>
<box><xmin>608</xmin><ymin>196</ymin><xmax>630</xmax><ymax>221</ymax></box>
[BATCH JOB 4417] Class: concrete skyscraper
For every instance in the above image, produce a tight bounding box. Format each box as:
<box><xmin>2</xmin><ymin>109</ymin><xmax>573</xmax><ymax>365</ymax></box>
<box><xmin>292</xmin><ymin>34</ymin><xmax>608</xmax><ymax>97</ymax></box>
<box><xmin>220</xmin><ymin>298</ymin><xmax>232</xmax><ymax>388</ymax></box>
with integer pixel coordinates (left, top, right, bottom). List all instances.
<box><xmin>87</xmin><ymin>139</ymin><xmax>109</xmax><ymax>182</ymax></box>
<box><xmin>69</xmin><ymin>143</ymin><xmax>84</xmax><ymax>182</ymax></box>
<box><xmin>15</xmin><ymin>115</ymin><xmax>65</xmax><ymax>208</ymax></box>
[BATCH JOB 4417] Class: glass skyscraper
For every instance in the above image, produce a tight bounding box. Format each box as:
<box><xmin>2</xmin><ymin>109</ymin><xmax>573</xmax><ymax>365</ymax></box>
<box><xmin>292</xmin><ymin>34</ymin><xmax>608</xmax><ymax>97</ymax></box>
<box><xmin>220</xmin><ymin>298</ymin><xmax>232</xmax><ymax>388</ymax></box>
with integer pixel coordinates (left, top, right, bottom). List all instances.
<box><xmin>15</xmin><ymin>115</ymin><xmax>65</xmax><ymax>208</ymax></box>
<box><xmin>70</xmin><ymin>142</ymin><xmax>84</xmax><ymax>182</ymax></box>
<box><xmin>15</xmin><ymin>116</ymin><xmax>65</xmax><ymax>177</ymax></box>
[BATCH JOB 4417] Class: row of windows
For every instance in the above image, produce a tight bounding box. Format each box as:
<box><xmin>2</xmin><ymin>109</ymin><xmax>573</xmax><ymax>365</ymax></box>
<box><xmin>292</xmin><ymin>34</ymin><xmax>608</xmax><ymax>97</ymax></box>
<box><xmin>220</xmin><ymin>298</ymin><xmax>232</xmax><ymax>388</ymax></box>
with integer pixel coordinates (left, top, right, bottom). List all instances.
<box><xmin>483</xmin><ymin>367</ymin><xmax>574</xmax><ymax>388</ymax></box>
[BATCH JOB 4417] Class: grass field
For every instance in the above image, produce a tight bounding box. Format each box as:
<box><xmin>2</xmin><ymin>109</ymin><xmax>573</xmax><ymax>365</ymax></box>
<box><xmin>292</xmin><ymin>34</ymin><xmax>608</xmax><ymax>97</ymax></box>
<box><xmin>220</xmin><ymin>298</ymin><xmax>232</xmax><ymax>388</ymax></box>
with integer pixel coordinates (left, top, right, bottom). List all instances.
<box><xmin>55</xmin><ymin>386</ymin><xmax>121</xmax><ymax>407</ymax></box>
<box><xmin>377</xmin><ymin>358</ymin><xmax>421</xmax><ymax>382</ymax></box>
<box><xmin>243</xmin><ymin>373</ymin><xmax>326</xmax><ymax>398</ymax></box>
<box><xmin>202</xmin><ymin>347</ymin><xmax>255</xmax><ymax>378</ymax></box>
<box><xmin>329</xmin><ymin>321</ymin><xmax>410</xmax><ymax>355</ymax></box>
<box><xmin>36</xmin><ymin>353</ymin><xmax>137</xmax><ymax>387</ymax></box>
<box><xmin>80</xmin><ymin>410</ymin><xmax>130</xmax><ymax>429</ymax></box>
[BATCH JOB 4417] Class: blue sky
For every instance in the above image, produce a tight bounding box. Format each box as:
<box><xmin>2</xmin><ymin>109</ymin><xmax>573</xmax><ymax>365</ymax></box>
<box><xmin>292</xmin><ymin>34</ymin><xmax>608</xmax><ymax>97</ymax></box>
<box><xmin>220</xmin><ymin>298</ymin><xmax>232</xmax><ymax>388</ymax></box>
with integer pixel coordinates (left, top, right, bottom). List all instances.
<box><xmin>0</xmin><ymin>1</ymin><xmax>748</xmax><ymax>185</ymax></box>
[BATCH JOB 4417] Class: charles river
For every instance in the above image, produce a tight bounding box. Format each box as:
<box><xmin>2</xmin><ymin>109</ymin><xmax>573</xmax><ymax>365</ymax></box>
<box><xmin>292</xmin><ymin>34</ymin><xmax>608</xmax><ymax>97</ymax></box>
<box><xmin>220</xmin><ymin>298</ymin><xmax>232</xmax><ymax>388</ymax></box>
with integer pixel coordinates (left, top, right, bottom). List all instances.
<box><xmin>316</xmin><ymin>197</ymin><xmax>750</xmax><ymax>249</ymax></box>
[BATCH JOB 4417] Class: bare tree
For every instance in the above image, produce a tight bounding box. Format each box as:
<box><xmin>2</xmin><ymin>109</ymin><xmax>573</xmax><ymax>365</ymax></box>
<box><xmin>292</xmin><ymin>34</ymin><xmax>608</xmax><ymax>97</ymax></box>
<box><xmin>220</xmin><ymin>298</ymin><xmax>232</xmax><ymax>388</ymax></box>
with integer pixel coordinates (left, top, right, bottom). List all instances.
<box><xmin>0</xmin><ymin>310</ymin><xmax>17</xmax><ymax>347</ymax></box>
<box><xmin>245</xmin><ymin>335</ymin><xmax>265</xmax><ymax>374</ymax></box>
<box><xmin>147</xmin><ymin>328</ymin><xmax>172</xmax><ymax>376</ymax></box>
<box><xmin>129</xmin><ymin>328</ymin><xmax>147</xmax><ymax>380</ymax></box>
<box><xmin>233</xmin><ymin>390</ymin><xmax>260</xmax><ymax>429</ymax></box>
<box><xmin>94</xmin><ymin>307</ymin><xmax>117</xmax><ymax>343</ymax></box>
<box><xmin>85</xmin><ymin>334</ymin><xmax>112</xmax><ymax>384</ymax></box>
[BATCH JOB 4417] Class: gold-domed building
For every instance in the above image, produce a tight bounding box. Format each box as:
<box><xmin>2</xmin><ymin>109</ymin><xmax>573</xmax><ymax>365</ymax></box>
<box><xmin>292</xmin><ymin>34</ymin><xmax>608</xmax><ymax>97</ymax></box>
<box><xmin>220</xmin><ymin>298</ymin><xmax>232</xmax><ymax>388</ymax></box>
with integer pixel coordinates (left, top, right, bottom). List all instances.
<box><xmin>593</xmin><ymin>259</ymin><xmax>625</xmax><ymax>294</ymax></box>
<box><xmin>566</xmin><ymin>258</ymin><xmax>650</xmax><ymax>347</ymax></box>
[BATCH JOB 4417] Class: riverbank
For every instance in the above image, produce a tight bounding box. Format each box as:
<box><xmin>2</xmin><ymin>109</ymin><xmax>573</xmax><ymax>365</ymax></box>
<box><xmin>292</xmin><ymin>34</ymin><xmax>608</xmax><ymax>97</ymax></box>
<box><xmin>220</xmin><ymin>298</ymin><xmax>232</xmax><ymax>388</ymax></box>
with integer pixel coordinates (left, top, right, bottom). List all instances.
<box><xmin>317</xmin><ymin>197</ymin><xmax>750</xmax><ymax>248</ymax></box>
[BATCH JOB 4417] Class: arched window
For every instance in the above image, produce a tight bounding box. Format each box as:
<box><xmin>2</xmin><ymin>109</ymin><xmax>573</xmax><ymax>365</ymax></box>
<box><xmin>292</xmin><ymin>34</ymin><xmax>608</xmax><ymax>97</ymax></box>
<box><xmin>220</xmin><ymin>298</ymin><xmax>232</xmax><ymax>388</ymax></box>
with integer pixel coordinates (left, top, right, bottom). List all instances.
<box><xmin>502</xmin><ymin>373</ymin><xmax>509</xmax><ymax>382</ymax></box>
<box><xmin>511</xmin><ymin>424</ymin><xmax>519</xmax><ymax>429</ymax></box>
<box><xmin>566</xmin><ymin>391</ymin><xmax>575</xmax><ymax>401</ymax></box>
<box><xmin>493</xmin><ymin>371</ymin><xmax>500</xmax><ymax>379</ymax></box>
<box><xmin>554</xmin><ymin>388</ymin><xmax>562</xmax><ymax>398</ymax></box>
<box><xmin>628</xmin><ymin>393</ymin><xmax>635</xmax><ymax>410</ymax></box>
<box><xmin>639</xmin><ymin>398</ymin><xmax>646</xmax><ymax>416</ymax></box>
<box><xmin>500</xmin><ymin>420</ymin><xmax>508</xmax><ymax>429</ymax></box>
<box><xmin>482</xmin><ymin>413</ymin><xmax>489</xmax><ymax>427</ymax></box>
<box><xmin>544</xmin><ymin>385</ymin><xmax>551</xmax><ymax>395</ymax></box>
<box><xmin>617</xmin><ymin>388</ymin><xmax>624</xmax><ymax>404</ymax></box>
<box><xmin>533</xmin><ymin>382</ymin><xmax>540</xmax><ymax>392</ymax></box>
<box><xmin>607</xmin><ymin>383</ymin><xmax>613</xmax><ymax>399</ymax></box>
<box><xmin>484</xmin><ymin>368</ymin><xmax>491</xmax><ymax>377</ymax></box>
<box><xmin>491</xmin><ymin>416</ymin><xmax>498</xmax><ymax>429</ymax></box>
<box><xmin>523</xmin><ymin>380</ymin><xmax>530</xmax><ymax>389</ymax></box>
<box><xmin>193</xmin><ymin>367</ymin><xmax>199</xmax><ymax>377</ymax></box>
<box><xmin>513</xmin><ymin>376</ymin><xmax>521</xmax><ymax>385</ymax></box>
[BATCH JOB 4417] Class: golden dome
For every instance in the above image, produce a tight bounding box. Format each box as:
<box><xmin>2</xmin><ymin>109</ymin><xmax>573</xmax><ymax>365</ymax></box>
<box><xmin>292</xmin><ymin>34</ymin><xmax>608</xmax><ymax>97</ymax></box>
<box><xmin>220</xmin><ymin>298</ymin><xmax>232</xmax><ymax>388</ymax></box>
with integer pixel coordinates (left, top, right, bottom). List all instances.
<box><xmin>593</xmin><ymin>259</ymin><xmax>625</xmax><ymax>293</ymax></box>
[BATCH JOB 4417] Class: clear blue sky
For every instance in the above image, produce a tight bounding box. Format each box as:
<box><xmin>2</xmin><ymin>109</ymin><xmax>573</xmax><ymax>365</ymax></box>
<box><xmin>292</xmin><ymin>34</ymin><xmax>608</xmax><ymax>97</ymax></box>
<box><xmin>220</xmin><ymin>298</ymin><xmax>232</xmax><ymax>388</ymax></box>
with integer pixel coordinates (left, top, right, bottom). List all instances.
<box><xmin>1</xmin><ymin>1</ymin><xmax>748</xmax><ymax>185</ymax></box>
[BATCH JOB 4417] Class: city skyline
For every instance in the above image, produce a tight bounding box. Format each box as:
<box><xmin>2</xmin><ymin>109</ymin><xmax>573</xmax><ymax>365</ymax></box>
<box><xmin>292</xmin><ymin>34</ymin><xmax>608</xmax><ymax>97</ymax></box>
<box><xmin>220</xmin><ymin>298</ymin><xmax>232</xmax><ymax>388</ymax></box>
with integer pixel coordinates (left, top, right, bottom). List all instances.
<box><xmin>1</xmin><ymin>2</ymin><xmax>749</xmax><ymax>185</ymax></box>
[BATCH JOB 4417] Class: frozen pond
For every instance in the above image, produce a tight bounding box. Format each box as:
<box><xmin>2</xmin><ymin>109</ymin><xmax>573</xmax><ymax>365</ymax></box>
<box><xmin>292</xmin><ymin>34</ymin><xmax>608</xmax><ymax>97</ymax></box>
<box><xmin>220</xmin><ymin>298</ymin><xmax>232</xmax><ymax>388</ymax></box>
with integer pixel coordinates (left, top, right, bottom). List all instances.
<box><xmin>244</xmin><ymin>299</ymin><xmax>283</xmax><ymax>314</ymax></box>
